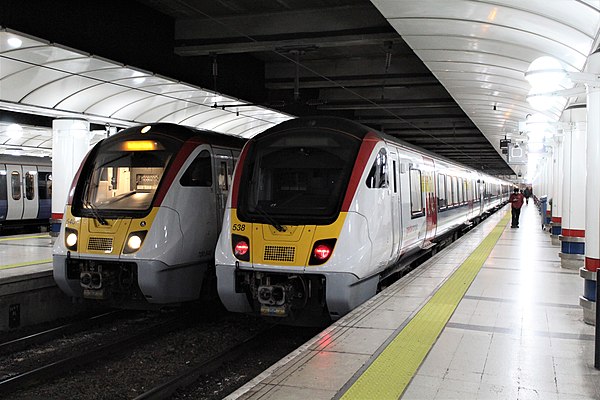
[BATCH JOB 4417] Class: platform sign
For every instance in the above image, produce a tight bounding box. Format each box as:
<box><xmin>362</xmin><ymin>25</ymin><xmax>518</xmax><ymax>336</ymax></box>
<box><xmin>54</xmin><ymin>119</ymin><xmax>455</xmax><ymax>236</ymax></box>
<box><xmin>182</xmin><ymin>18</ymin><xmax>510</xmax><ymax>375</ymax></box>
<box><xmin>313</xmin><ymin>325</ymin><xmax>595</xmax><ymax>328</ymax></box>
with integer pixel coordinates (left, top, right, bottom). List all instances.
<box><xmin>507</xmin><ymin>144</ymin><xmax>527</xmax><ymax>164</ymax></box>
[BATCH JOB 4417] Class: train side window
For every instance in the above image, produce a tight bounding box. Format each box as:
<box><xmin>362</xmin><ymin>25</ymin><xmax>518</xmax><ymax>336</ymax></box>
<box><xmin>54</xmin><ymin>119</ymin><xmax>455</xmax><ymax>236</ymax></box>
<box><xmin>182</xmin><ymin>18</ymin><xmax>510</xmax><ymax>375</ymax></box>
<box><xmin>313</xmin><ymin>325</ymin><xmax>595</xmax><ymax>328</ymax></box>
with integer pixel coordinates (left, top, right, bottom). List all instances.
<box><xmin>11</xmin><ymin>172</ymin><xmax>21</xmax><ymax>200</ymax></box>
<box><xmin>437</xmin><ymin>173</ymin><xmax>447</xmax><ymax>210</ymax></box>
<box><xmin>180</xmin><ymin>150</ymin><xmax>212</xmax><ymax>187</ymax></box>
<box><xmin>446</xmin><ymin>175</ymin><xmax>453</xmax><ymax>206</ymax></box>
<box><xmin>452</xmin><ymin>176</ymin><xmax>458</xmax><ymax>205</ymax></box>
<box><xmin>457</xmin><ymin>177</ymin><xmax>463</xmax><ymax>204</ymax></box>
<box><xmin>365</xmin><ymin>148</ymin><xmax>389</xmax><ymax>189</ymax></box>
<box><xmin>218</xmin><ymin>161</ymin><xmax>228</xmax><ymax>191</ymax></box>
<box><xmin>25</xmin><ymin>172</ymin><xmax>35</xmax><ymax>200</ymax></box>
<box><xmin>409</xmin><ymin>168</ymin><xmax>424</xmax><ymax>217</ymax></box>
<box><xmin>392</xmin><ymin>160</ymin><xmax>397</xmax><ymax>193</ymax></box>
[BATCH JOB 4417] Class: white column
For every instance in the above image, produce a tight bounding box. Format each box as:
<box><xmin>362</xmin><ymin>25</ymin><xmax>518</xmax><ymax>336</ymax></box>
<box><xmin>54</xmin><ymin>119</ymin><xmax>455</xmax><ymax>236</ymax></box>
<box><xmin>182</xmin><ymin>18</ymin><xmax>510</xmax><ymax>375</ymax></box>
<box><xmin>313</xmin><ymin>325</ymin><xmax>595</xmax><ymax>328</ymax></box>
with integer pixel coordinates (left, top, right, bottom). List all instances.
<box><xmin>585</xmin><ymin>51</ymin><xmax>600</xmax><ymax>274</ymax></box>
<box><xmin>581</xmin><ymin>50</ymin><xmax>600</xmax><ymax>324</ymax></box>
<box><xmin>51</xmin><ymin>118</ymin><xmax>91</xmax><ymax>235</ymax></box>
<box><xmin>551</xmin><ymin>135</ymin><xmax>563</xmax><ymax>244</ymax></box>
<box><xmin>559</xmin><ymin>106</ymin><xmax>587</xmax><ymax>269</ymax></box>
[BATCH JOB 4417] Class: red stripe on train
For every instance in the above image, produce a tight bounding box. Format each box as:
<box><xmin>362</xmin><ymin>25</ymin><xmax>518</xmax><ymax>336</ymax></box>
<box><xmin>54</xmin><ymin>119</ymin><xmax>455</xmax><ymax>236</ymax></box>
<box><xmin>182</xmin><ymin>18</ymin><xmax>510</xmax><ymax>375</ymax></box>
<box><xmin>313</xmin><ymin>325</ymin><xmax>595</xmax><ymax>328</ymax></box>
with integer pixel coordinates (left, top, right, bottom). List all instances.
<box><xmin>341</xmin><ymin>132</ymin><xmax>380</xmax><ymax>212</ymax></box>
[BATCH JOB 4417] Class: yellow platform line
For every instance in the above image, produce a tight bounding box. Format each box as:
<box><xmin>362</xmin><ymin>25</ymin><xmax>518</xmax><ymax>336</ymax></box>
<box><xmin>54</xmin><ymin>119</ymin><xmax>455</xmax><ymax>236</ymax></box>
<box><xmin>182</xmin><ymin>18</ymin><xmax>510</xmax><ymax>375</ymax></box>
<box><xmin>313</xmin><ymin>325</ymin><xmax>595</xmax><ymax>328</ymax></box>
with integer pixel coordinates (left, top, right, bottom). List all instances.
<box><xmin>0</xmin><ymin>259</ymin><xmax>53</xmax><ymax>270</ymax></box>
<box><xmin>341</xmin><ymin>211</ymin><xmax>510</xmax><ymax>400</ymax></box>
<box><xmin>0</xmin><ymin>234</ymin><xmax>49</xmax><ymax>242</ymax></box>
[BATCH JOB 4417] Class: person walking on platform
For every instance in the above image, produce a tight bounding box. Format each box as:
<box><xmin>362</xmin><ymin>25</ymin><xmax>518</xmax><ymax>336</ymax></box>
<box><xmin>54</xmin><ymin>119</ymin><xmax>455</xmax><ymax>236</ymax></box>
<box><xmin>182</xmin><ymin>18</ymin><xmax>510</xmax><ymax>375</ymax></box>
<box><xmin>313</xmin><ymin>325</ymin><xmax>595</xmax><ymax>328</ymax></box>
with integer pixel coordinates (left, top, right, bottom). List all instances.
<box><xmin>523</xmin><ymin>186</ymin><xmax>532</xmax><ymax>205</ymax></box>
<box><xmin>509</xmin><ymin>187</ymin><xmax>525</xmax><ymax>228</ymax></box>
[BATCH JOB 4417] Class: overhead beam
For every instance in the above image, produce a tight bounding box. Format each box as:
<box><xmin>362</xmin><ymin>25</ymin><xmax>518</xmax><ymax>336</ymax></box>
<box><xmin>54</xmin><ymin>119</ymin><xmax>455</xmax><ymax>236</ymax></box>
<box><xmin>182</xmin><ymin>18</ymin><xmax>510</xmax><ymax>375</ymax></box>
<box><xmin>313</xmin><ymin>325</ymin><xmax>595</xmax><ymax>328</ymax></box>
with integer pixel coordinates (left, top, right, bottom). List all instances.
<box><xmin>176</xmin><ymin>32</ymin><xmax>400</xmax><ymax>56</ymax></box>
<box><xmin>174</xmin><ymin>5</ymin><xmax>398</xmax><ymax>56</ymax></box>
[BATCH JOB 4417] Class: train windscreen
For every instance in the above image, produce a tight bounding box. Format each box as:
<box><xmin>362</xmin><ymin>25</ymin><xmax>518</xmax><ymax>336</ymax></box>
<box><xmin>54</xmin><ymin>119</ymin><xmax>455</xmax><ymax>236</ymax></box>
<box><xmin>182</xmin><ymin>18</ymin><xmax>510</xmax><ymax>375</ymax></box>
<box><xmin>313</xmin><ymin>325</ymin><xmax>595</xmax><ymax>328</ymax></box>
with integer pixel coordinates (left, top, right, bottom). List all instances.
<box><xmin>74</xmin><ymin>137</ymin><xmax>179</xmax><ymax>217</ymax></box>
<box><xmin>238</xmin><ymin>128</ymin><xmax>361</xmax><ymax>225</ymax></box>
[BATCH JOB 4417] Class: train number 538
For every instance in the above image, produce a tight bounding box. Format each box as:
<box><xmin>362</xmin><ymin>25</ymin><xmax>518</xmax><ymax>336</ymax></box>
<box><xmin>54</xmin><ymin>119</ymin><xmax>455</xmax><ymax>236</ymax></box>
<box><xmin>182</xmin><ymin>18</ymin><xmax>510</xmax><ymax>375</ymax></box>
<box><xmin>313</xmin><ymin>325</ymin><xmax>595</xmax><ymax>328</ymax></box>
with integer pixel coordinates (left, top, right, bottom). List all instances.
<box><xmin>232</xmin><ymin>224</ymin><xmax>246</xmax><ymax>232</ymax></box>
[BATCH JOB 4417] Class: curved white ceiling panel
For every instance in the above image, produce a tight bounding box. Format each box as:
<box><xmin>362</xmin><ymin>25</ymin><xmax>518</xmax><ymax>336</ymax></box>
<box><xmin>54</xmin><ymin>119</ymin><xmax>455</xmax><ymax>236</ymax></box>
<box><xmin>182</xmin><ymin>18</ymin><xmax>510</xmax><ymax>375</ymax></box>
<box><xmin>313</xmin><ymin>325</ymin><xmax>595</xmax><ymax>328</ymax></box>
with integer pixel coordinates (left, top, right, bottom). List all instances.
<box><xmin>371</xmin><ymin>0</ymin><xmax>600</xmax><ymax>171</ymax></box>
<box><xmin>0</xmin><ymin>29</ymin><xmax>293</xmax><ymax>147</ymax></box>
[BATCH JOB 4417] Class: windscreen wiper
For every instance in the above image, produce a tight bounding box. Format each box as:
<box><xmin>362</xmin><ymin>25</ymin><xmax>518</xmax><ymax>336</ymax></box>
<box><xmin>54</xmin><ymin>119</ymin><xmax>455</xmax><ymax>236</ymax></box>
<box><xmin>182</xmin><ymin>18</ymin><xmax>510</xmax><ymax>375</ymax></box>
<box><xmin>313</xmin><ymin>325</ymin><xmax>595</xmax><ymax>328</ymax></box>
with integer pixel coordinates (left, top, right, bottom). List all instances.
<box><xmin>253</xmin><ymin>205</ymin><xmax>286</xmax><ymax>232</ymax></box>
<box><xmin>85</xmin><ymin>201</ymin><xmax>109</xmax><ymax>225</ymax></box>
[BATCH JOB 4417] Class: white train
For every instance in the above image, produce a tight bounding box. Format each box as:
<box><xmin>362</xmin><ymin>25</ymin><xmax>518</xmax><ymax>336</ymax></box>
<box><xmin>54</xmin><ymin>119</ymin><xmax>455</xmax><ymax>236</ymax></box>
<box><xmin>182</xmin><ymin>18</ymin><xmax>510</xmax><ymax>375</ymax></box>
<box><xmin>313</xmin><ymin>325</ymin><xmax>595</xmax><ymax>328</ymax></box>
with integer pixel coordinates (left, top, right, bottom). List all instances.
<box><xmin>53</xmin><ymin>123</ymin><xmax>244</xmax><ymax>308</ymax></box>
<box><xmin>215</xmin><ymin>117</ymin><xmax>510</xmax><ymax>325</ymax></box>
<box><xmin>0</xmin><ymin>155</ymin><xmax>52</xmax><ymax>231</ymax></box>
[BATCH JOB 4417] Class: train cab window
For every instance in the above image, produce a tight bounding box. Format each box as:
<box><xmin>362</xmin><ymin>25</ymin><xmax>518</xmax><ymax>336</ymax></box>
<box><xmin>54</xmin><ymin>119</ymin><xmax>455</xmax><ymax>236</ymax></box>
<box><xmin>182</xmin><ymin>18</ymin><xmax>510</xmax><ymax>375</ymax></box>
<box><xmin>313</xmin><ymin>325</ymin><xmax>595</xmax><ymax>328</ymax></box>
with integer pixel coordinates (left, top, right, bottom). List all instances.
<box><xmin>437</xmin><ymin>173</ymin><xmax>447</xmax><ymax>210</ymax></box>
<box><xmin>11</xmin><ymin>171</ymin><xmax>21</xmax><ymax>200</ymax></box>
<box><xmin>409</xmin><ymin>168</ymin><xmax>424</xmax><ymax>217</ymax></box>
<box><xmin>25</xmin><ymin>172</ymin><xmax>35</xmax><ymax>200</ymax></box>
<box><xmin>180</xmin><ymin>150</ymin><xmax>213</xmax><ymax>187</ymax></box>
<box><xmin>366</xmin><ymin>148</ymin><xmax>389</xmax><ymax>189</ymax></box>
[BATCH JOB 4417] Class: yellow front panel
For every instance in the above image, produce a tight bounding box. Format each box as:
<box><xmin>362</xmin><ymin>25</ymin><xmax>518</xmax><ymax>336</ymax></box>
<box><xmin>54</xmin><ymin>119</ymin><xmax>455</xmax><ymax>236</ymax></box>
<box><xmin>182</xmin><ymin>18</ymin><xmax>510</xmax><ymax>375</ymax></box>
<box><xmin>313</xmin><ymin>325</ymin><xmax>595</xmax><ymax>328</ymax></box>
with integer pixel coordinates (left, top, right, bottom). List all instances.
<box><xmin>231</xmin><ymin>210</ymin><xmax>348</xmax><ymax>266</ymax></box>
<box><xmin>65</xmin><ymin>206</ymin><xmax>159</xmax><ymax>255</ymax></box>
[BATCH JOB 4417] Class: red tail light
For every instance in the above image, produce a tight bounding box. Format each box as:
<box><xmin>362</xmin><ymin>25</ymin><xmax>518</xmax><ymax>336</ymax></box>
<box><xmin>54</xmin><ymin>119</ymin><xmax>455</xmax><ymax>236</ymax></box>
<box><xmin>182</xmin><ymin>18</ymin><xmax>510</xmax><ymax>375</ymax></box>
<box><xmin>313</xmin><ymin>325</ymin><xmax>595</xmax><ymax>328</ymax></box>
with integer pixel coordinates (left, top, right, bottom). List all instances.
<box><xmin>232</xmin><ymin>234</ymin><xmax>250</xmax><ymax>261</ymax></box>
<box><xmin>313</xmin><ymin>244</ymin><xmax>331</xmax><ymax>260</ymax></box>
<box><xmin>235</xmin><ymin>241</ymin><xmax>249</xmax><ymax>256</ymax></box>
<box><xmin>309</xmin><ymin>239</ymin><xmax>337</xmax><ymax>265</ymax></box>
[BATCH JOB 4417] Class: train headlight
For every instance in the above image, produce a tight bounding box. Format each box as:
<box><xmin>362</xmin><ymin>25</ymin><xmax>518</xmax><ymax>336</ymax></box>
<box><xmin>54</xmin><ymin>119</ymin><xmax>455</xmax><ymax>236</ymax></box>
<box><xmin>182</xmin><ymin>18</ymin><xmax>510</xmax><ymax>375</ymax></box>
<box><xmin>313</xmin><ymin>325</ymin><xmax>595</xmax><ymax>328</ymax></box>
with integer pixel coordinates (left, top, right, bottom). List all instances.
<box><xmin>124</xmin><ymin>231</ymin><xmax>147</xmax><ymax>254</ymax></box>
<box><xmin>232</xmin><ymin>234</ymin><xmax>250</xmax><ymax>261</ymax></box>
<box><xmin>309</xmin><ymin>239</ymin><xmax>337</xmax><ymax>265</ymax></box>
<box><xmin>65</xmin><ymin>228</ymin><xmax>78</xmax><ymax>251</ymax></box>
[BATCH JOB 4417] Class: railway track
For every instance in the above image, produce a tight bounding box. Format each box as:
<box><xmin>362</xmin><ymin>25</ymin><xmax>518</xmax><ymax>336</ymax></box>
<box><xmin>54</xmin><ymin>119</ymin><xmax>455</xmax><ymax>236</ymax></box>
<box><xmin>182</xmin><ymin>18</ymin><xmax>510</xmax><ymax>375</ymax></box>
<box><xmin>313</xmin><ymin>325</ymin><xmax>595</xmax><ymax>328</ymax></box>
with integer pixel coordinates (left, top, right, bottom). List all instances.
<box><xmin>133</xmin><ymin>324</ymin><xmax>279</xmax><ymax>400</ymax></box>
<box><xmin>0</xmin><ymin>313</ymin><xmax>190</xmax><ymax>397</ymax></box>
<box><xmin>0</xmin><ymin>310</ymin><xmax>128</xmax><ymax>356</ymax></box>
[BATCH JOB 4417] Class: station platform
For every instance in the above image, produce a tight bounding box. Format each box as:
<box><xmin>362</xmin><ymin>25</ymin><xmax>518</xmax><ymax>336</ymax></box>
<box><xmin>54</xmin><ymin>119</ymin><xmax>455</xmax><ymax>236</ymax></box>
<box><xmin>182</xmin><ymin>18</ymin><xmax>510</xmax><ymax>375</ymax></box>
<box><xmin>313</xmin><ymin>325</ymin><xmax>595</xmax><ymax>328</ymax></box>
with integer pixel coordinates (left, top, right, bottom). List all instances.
<box><xmin>0</xmin><ymin>233</ymin><xmax>53</xmax><ymax>278</ymax></box>
<box><xmin>227</xmin><ymin>204</ymin><xmax>600</xmax><ymax>400</ymax></box>
<box><xmin>0</xmin><ymin>233</ymin><xmax>86</xmax><ymax>330</ymax></box>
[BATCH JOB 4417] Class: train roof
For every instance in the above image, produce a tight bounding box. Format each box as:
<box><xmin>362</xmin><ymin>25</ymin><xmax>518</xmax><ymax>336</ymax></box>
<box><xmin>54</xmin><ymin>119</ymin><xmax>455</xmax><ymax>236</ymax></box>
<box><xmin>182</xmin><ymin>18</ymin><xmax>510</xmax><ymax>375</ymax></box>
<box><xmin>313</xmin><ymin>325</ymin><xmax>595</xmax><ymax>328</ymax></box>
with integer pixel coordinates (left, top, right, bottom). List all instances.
<box><xmin>105</xmin><ymin>123</ymin><xmax>246</xmax><ymax>149</ymax></box>
<box><xmin>0</xmin><ymin>154</ymin><xmax>52</xmax><ymax>166</ymax></box>
<box><xmin>254</xmin><ymin>117</ymin><xmax>510</xmax><ymax>182</ymax></box>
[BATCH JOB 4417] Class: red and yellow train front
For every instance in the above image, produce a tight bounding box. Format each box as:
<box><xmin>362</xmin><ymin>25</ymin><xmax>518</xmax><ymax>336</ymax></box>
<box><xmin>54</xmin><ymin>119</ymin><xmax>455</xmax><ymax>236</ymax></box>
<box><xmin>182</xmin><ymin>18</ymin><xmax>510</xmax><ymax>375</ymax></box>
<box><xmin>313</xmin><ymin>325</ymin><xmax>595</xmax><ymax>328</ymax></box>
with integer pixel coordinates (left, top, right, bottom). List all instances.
<box><xmin>215</xmin><ymin>118</ymin><xmax>378</xmax><ymax>325</ymax></box>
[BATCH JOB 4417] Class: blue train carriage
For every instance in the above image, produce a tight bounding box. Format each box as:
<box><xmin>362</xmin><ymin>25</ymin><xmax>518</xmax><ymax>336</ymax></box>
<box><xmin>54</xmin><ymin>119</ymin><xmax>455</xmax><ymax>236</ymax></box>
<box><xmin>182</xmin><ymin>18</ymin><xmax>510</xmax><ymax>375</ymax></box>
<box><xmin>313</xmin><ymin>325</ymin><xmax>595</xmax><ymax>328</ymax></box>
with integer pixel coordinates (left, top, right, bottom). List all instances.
<box><xmin>0</xmin><ymin>155</ymin><xmax>52</xmax><ymax>231</ymax></box>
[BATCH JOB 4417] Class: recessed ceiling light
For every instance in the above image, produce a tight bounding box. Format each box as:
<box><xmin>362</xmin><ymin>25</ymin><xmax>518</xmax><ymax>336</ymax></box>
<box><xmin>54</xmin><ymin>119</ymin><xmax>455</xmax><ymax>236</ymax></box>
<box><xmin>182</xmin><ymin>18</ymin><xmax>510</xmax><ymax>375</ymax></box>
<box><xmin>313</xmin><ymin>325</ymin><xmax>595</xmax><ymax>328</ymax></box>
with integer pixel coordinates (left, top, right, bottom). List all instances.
<box><xmin>7</xmin><ymin>37</ymin><xmax>22</xmax><ymax>48</ymax></box>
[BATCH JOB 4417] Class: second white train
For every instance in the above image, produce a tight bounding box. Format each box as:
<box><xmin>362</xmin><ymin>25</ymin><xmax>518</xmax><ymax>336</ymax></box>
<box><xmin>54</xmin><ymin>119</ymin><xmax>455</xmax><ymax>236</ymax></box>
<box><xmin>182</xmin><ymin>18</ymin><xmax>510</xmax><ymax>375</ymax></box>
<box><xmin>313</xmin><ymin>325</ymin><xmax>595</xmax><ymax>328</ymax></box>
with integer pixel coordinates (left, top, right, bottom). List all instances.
<box><xmin>215</xmin><ymin>117</ymin><xmax>510</xmax><ymax>325</ymax></box>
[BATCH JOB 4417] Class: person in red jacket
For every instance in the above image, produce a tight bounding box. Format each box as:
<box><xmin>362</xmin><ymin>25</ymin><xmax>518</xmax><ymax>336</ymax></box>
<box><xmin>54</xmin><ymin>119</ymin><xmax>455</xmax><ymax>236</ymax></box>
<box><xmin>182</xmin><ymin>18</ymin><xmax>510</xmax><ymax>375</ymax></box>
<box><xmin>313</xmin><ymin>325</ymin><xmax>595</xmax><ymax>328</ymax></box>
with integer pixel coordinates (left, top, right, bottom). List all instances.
<box><xmin>509</xmin><ymin>187</ymin><xmax>525</xmax><ymax>228</ymax></box>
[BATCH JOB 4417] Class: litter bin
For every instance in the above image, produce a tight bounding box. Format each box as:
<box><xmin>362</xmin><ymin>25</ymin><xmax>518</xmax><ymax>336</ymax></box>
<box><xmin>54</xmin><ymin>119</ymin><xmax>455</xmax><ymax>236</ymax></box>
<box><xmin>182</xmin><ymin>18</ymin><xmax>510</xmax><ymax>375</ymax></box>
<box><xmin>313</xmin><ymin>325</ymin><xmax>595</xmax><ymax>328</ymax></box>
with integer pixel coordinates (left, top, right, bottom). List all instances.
<box><xmin>538</xmin><ymin>196</ymin><xmax>547</xmax><ymax>230</ymax></box>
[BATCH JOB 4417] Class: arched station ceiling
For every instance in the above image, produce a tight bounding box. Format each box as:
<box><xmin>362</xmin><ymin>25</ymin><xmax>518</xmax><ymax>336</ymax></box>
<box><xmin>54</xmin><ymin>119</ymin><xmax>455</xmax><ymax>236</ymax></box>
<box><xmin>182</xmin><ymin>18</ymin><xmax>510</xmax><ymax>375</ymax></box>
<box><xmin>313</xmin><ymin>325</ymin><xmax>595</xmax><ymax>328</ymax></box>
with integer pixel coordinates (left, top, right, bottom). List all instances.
<box><xmin>0</xmin><ymin>29</ymin><xmax>293</xmax><ymax>157</ymax></box>
<box><xmin>1</xmin><ymin>0</ymin><xmax>599</xmax><ymax>177</ymax></box>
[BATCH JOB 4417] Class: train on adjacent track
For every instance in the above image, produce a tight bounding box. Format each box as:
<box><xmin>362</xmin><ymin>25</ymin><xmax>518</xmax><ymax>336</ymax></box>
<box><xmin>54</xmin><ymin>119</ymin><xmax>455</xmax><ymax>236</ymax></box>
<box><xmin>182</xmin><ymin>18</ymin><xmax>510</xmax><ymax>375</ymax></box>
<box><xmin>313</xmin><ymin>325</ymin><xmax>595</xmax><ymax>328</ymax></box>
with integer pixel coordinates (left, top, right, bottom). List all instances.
<box><xmin>215</xmin><ymin>117</ymin><xmax>511</xmax><ymax>326</ymax></box>
<box><xmin>53</xmin><ymin>123</ymin><xmax>244</xmax><ymax>308</ymax></box>
<box><xmin>0</xmin><ymin>155</ymin><xmax>52</xmax><ymax>232</ymax></box>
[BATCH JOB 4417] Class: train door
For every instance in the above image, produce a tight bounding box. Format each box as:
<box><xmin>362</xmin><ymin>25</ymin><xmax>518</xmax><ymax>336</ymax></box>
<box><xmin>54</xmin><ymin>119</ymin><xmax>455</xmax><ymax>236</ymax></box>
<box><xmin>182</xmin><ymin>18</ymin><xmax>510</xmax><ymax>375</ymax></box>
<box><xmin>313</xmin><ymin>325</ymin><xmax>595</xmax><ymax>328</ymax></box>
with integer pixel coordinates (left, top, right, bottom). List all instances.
<box><xmin>389</xmin><ymin>150</ymin><xmax>401</xmax><ymax>259</ymax></box>
<box><xmin>5</xmin><ymin>164</ymin><xmax>24</xmax><ymax>220</ymax></box>
<box><xmin>0</xmin><ymin>165</ymin><xmax>7</xmax><ymax>222</ymax></box>
<box><xmin>22</xmin><ymin>166</ymin><xmax>39</xmax><ymax>220</ymax></box>
<box><xmin>478</xmin><ymin>179</ymin><xmax>485</xmax><ymax>214</ymax></box>
<box><xmin>422</xmin><ymin>156</ymin><xmax>437</xmax><ymax>243</ymax></box>
<box><xmin>37</xmin><ymin>168</ymin><xmax>52</xmax><ymax>219</ymax></box>
<box><xmin>398</xmin><ymin>156</ymin><xmax>417</xmax><ymax>251</ymax></box>
<box><xmin>213</xmin><ymin>147</ymin><xmax>235</xmax><ymax>227</ymax></box>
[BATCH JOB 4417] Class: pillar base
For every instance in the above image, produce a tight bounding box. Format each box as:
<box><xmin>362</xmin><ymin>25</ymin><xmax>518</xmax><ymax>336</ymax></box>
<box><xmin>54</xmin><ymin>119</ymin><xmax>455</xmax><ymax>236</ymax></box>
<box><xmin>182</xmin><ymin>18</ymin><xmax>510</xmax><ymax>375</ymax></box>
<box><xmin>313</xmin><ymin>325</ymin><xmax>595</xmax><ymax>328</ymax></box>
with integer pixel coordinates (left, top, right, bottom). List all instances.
<box><xmin>580</xmin><ymin>267</ymin><xmax>596</xmax><ymax>326</ymax></box>
<box><xmin>559</xmin><ymin>252</ymin><xmax>584</xmax><ymax>270</ymax></box>
<box><xmin>579</xmin><ymin>296</ymin><xmax>596</xmax><ymax>325</ymax></box>
<box><xmin>551</xmin><ymin>234</ymin><xmax>560</xmax><ymax>246</ymax></box>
